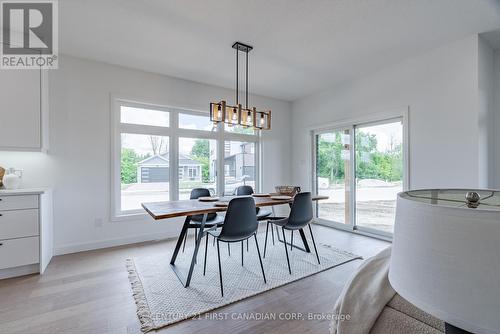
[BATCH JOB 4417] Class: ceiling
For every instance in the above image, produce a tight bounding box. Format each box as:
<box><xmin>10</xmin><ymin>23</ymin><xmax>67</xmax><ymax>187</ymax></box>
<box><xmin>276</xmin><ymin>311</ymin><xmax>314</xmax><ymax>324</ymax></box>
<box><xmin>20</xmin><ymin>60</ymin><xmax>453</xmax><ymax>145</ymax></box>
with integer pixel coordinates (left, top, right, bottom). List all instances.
<box><xmin>59</xmin><ymin>0</ymin><xmax>500</xmax><ymax>101</ymax></box>
<box><xmin>481</xmin><ymin>29</ymin><xmax>500</xmax><ymax>49</ymax></box>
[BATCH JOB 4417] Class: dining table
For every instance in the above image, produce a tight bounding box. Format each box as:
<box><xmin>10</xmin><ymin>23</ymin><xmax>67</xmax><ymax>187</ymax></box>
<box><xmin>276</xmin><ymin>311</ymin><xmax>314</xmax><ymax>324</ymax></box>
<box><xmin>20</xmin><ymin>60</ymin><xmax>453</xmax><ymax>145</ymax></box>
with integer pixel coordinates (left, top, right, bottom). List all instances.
<box><xmin>142</xmin><ymin>194</ymin><xmax>329</xmax><ymax>288</ymax></box>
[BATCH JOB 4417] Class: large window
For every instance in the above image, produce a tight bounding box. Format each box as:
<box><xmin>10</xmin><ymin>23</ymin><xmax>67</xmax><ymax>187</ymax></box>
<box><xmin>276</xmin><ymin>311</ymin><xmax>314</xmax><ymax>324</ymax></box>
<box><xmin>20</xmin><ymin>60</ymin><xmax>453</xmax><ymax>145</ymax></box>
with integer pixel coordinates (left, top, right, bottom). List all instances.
<box><xmin>178</xmin><ymin>137</ymin><xmax>217</xmax><ymax>200</ymax></box>
<box><xmin>112</xmin><ymin>99</ymin><xmax>260</xmax><ymax>218</ymax></box>
<box><xmin>313</xmin><ymin>112</ymin><xmax>408</xmax><ymax>237</ymax></box>
<box><xmin>224</xmin><ymin>141</ymin><xmax>256</xmax><ymax>195</ymax></box>
<box><xmin>121</xmin><ymin>133</ymin><xmax>170</xmax><ymax>211</ymax></box>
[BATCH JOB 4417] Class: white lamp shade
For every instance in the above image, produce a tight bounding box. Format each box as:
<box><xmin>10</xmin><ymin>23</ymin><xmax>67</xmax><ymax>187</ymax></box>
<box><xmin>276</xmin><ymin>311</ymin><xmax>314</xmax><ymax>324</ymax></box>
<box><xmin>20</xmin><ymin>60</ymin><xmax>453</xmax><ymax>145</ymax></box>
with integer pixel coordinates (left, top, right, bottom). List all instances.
<box><xmin>389</xmin><ymin>190</ymin><xmax>500</xmax><ymax>334</ymax></box>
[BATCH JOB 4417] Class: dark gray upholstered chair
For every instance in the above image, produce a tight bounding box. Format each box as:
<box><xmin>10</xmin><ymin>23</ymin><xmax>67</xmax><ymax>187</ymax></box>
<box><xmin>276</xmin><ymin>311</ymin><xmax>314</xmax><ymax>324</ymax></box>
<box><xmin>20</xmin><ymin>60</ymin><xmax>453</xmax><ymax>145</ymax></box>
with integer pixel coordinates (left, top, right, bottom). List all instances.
<box><xmin>182</xmin><ymin>188</ymin><xmax>224</xmax><ymax>252</ymax></box>
<box><xmin>234</xmin><ymin>185</ymin><xmax>273</xmax><ymax>252</ymax></box>
<box><xmin>203</xmin><ymin>197</ymin><xmax>266</xmax><ymax>296</ymax></box>
<box><xmin>264</xmin><ymin>192</ymin><xmax>320</xmax><ymax>274</ymax></box>
<box><xmin>234</xmin><ymin>185</ymin><xmax>272</xmax><ymax>220</ymax></box>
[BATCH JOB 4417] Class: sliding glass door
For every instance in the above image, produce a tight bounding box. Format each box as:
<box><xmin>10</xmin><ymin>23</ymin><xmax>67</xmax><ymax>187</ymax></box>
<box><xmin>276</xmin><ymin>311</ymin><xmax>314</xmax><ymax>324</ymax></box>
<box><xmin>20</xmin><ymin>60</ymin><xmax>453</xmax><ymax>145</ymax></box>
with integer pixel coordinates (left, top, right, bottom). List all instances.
<box><xmin>355</xmin><ymin>121</ymin><xmax>403</xmax><ymax>234</ymax></box>
<box><xmin>313</xmin><ymin>116</ymin><xmax>406</xmax><ymax>236</ymax></box>
<box><xmin>315</xmin><ymin>129</ymin><xmax>352</xmax><ymax>226</ymax></box>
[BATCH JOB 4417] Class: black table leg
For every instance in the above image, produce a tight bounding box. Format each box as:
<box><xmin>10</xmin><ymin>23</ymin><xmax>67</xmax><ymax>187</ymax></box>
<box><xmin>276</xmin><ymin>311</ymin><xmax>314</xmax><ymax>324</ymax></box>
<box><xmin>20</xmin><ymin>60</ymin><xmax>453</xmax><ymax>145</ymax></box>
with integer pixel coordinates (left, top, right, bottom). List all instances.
<box><xmin>276</xmin><ymin>227</ymin><xmax>311</xmax><ymax>253</ymax></box>
<box><xmin>170</xmin><ymin>217</ymin><xmax>190</xmax><ymax>265</ymax></box>
<box><xmin>170</xmin><ymin>214</ymin><xmax>207</xmax><ymax>288</ymax></box>
<box><xmin>298</xmin><ymin>228</ymin><xmax>311</xmax><ymax>253</ymax></box>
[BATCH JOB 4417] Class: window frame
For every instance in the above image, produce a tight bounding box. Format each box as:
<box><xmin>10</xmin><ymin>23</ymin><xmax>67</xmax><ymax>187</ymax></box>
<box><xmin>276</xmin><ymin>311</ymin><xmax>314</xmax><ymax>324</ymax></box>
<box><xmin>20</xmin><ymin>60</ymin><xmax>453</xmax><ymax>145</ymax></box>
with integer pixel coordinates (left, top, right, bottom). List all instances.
<box><xmin>111</xmin><ymin>97</ymin><xmax>261</xmax><ymax>220</ymax></box>
<box><xmin>311</xmin><ymin>108</ymin><xmax>409</xmax><ymax>238</ymax></box>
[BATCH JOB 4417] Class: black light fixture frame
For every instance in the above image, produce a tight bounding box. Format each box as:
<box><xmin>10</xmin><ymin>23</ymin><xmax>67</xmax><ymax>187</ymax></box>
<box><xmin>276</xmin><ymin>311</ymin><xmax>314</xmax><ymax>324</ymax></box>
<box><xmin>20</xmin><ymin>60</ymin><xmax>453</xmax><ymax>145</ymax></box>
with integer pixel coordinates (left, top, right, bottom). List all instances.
<box><xmin>210</xmin><ymin>42</ymin><xmax>271</xmax><ymax>130</ymax></box>
<box><xmin>232</xmin><ymin>41</ymin><xmax>252</xmax><ymax>109</ymax></box>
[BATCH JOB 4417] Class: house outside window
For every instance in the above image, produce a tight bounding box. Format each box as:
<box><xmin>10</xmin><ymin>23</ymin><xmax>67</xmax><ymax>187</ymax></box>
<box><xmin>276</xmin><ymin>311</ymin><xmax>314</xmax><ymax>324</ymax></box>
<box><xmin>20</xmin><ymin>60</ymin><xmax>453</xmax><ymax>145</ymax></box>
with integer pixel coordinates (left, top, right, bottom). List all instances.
<box><xmin>112</xmin><ymin>98</ymin><xmax>260</xmax><ymax>218</ymax></box>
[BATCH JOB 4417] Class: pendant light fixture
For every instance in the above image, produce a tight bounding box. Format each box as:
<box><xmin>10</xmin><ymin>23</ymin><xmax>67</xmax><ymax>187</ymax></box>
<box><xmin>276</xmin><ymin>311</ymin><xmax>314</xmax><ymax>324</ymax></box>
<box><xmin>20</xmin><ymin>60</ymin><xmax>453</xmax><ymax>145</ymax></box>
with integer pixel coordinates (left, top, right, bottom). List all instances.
<box><xmin>210</xmin><ymin>42</ymin><xmax>271</xmax><ymax>130</ymax></box>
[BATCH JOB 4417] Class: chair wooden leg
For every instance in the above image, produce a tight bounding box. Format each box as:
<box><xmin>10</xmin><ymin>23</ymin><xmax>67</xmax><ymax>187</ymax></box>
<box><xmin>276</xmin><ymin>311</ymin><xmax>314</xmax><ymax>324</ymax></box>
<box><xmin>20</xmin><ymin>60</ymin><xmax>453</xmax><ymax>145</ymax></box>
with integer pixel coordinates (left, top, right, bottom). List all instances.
<box><xmin>308</xmin><ymin>224</ymin><xmax>320</xmax><ymax>264</ymax></box>
<box><xmin>254</xmin><ymin>234</ymin><xmax>267</xmax><ymax>284</ymax></box>
<box><xmin>264</xmin><ymin>221</ymin><xmax>269</xmax><ymax>258</ymax></box>
<box><xmin>203</xmin><ymin>233</ymin><xmax>209</xmax><ymax>276</ymax></box>
<box><xmin>247</xmin><ymin>239</ymin><xmax>249</xmax><ymax>252</ymax></box>
<box><xmin>227</xmin><ymin>243</ymin><xmax>231</xmax><ymax>256</ymax></box>
<box><xmin>290</xmin><ymin>230</ymin><xmax>294</xmax><ymax>251</ymax></box>
<box><xmin>216</xmin><ymin>240</ymin><xmax>223</xmax><ymax>297</ymax></box>
<box><xmin>241</xmin><ymin>241</ymin><xmax>244</xmax><ymax>266</ymax></box>
<box><xmin>194</xmin><ymin>229</ymin><xmax>198</xmax><ymax>247</ymax></box>
<box><xmin>282</xmin><ymin>227</ymin><xmax>292</xmax><ymax>275</ymax></box>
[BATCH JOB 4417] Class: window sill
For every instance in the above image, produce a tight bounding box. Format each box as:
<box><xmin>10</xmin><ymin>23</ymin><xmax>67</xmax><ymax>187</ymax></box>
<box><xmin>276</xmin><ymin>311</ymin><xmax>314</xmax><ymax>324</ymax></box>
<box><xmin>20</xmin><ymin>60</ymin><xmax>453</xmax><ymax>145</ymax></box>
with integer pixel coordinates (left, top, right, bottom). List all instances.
<box><xmin>111</xmin><ymin>211</ymin><xmax>151</xmax><ymax>222</ymax></box>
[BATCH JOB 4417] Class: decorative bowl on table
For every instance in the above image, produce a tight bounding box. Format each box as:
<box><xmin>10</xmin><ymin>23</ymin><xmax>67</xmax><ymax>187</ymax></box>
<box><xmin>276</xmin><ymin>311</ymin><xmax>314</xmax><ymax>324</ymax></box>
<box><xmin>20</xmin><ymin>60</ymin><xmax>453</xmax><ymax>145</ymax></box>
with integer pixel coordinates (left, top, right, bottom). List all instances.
<box><xmin>213</xmin><ymin>201</ymin><xmax>229</xmax><ymax>207</ymax></box>
<box><xmin>274</xmin><ymin>186</ymin><xmax>301</xmax><ymax>197</ymax></box>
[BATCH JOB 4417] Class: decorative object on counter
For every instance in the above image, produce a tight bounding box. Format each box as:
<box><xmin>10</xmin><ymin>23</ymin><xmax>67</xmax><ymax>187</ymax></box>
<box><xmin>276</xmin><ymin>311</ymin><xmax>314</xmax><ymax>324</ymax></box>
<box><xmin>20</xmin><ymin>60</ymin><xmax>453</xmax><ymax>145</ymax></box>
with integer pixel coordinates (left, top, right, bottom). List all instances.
<box><xmin>2</xmin><ymin>168</ymin><xmax>23</xmax><ymax>190</ymax></box>
<box><xmin>274</xmin><ymin>186</ymin><xmax>301</xmax><ymax>197</ymax></box>
<box><xmin>0</xmin><ymin>166</ymin><xmax>4</xmax><ymax>187</ymax></box>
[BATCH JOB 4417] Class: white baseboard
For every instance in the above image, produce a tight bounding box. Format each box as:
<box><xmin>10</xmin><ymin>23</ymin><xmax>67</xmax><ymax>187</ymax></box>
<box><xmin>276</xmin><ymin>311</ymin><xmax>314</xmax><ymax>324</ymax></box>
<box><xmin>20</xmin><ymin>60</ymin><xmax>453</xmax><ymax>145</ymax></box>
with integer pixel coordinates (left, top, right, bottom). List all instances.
<box><xmin>53</xmin><ymin>221</ymin><xmax>276</xmax><ymax>256</ymax></box>
<box><xmin>0</xmin><ymin>264</ymin><xmax>39</xmax><ymax>279</ymax></box>
<box><xmin>54</xmin><ymin>231</ymin><xmax>178</xmax><ymax>256</ymax></box>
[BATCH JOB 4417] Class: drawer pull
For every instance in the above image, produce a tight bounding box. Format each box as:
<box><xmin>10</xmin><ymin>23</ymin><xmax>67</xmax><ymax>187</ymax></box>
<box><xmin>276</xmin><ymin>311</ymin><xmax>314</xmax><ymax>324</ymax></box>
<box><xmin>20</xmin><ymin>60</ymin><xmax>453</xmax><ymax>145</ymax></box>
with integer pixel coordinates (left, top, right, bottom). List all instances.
<box><xmin>0</xmin><ymin>243</ymin><xmax>3</xmax><ymax>246</ymax></box>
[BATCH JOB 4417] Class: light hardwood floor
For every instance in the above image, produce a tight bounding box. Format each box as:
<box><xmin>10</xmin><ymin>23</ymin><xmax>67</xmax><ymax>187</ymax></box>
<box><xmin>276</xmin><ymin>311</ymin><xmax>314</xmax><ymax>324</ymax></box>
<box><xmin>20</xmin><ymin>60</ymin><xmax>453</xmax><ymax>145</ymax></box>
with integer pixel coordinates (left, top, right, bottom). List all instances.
<box><xmin>0</xmin><ymin>225</ymin><xmax>389</xmax><ymax>334</ymax></box>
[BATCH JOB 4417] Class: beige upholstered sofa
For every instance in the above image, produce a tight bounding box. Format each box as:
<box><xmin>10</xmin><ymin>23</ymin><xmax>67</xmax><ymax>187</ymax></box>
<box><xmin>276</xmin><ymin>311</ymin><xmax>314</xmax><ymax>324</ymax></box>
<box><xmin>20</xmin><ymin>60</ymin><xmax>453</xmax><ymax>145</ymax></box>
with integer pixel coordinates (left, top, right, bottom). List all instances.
<box><xmin>370</xmin><ymin>293</ymin><xmax>444</xmax><ymax>333</ymax></box>
<box><xmin>331</xmin><ymin>247</ymin><xmax>444</xmax><ymax>334</ymax></box>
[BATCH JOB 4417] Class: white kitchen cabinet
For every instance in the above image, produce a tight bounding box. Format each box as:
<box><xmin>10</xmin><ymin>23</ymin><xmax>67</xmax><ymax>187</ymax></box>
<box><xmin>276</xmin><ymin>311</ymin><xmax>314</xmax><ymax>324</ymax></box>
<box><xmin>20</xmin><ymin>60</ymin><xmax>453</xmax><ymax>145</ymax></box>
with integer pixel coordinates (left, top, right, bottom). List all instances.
<box><xmin>0</xmin><ymin>69</ymin><xmax>49</xmax><ymax>151</ymax></box>
<box><xmin>0</xmin><ymin>189</ymin><xmax>53</xmax><ymax>279</ymax></box>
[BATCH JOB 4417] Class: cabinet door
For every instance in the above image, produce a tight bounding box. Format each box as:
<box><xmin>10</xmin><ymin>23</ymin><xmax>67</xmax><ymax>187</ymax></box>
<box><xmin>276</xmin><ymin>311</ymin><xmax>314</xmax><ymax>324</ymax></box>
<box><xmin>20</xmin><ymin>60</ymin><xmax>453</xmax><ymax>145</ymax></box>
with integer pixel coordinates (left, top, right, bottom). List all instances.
<box><xmin>0</xmin><ymin>69</ymin><xmax>41</xmax><ymax>149</ymax></box>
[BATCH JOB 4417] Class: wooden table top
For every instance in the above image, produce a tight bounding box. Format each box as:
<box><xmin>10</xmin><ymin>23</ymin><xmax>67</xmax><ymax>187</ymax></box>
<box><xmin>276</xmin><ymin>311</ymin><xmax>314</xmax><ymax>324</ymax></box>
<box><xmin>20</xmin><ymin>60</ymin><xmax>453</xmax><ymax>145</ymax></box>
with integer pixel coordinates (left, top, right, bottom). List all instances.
<box><xmin>142</xmin><ymin>195</ymin><xmax>329</xmax><ymax>220</ymax></box>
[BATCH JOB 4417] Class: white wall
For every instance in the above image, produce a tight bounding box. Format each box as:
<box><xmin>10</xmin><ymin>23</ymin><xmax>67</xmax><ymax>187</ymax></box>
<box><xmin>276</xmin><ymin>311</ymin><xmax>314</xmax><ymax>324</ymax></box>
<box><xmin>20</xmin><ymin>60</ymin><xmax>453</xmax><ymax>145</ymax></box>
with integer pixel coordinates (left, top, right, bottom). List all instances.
<box><xmin>494</xmin><ymin>50</ymin><xmax>500</xmax><ymax>188</ymax></box>
<box><xmin>291</xmin><ymin>35</ymin><xmax>482</xmax><ymax>191</ymax></box>
<box><xmin>478</xmin><ymin>37</ymin><xmax>495</xmax><ymax>188</ymax></box>
<box><xmin>0</xmin><ymin>55</ymin><xmax>292</xmax><ymax>254</ymax></box>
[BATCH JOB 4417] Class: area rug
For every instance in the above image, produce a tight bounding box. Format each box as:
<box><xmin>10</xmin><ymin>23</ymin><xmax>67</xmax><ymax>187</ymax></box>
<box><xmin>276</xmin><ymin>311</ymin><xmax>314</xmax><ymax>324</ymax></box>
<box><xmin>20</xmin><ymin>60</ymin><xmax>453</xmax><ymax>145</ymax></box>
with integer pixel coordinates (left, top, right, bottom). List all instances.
<box><xmin>126</xmin><ymin>233</ymin><xmax>362</xmax><ymax>332</ymax></box>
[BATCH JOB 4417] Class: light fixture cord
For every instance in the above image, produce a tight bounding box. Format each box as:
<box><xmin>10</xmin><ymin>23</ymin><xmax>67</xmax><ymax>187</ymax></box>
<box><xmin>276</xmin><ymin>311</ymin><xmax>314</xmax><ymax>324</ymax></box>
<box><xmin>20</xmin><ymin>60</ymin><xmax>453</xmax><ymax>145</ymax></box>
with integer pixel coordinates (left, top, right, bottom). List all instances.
<box><xmin>236</xmin><ymin>46</ymin><xmax>239</xmax><ymax>105</ymax></box>
<box><xmin>246</xmin><ymin>50</ymin><xmax>248</xmax><ymax>109</ymax></box>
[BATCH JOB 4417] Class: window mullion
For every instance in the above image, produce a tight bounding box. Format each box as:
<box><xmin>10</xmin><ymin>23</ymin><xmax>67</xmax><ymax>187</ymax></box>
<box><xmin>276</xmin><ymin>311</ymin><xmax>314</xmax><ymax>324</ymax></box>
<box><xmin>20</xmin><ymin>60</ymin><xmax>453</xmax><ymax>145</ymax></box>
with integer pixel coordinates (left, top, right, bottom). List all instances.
<box><xmin>217</xmin><ymin>123</ymin><xmax>225</xmax><ymax>196</ymax></box>
<box><xmin>120</xmin><ymin>123</ymin><xmax>172</xmax><ymax>136</ymax></box>
<box><xmin>349</xmin><ymin>125</ymin><xmax>356</xmax><ymax>230</ymax></box>
<box><xmin>170</xmin><ymin>111</ymin><xmax>179</xmax><ymax>201</ymax></box>
<box><xmin>176</xmin><ymin>128</ymin><xmax>218</xmax><ymax>140</ymax></box>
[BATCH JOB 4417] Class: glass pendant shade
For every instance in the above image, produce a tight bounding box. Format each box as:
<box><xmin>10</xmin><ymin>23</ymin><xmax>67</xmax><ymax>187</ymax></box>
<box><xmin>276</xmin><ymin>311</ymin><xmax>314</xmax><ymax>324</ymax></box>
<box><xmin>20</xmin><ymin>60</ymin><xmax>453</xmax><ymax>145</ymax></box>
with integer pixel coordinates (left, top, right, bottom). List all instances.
<box><xmin>224</xmin><ymin>105</ymin><xmax>240</xmax><ymax>126</ymax></box>
<box><xmin>210</xmin><ymin>101</ymin><xmax>225</xmax><ymax>123</ymax></box>
<box><xmin>253</xmin><ymin>110</ymin><xmax>271</xmax><ymax>130</ymax></box>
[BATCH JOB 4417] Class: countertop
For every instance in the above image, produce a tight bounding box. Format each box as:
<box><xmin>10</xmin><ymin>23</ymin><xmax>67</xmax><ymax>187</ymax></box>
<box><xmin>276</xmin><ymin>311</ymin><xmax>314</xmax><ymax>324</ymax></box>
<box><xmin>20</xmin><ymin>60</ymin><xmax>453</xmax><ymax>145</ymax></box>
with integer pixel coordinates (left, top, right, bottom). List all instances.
<box><xmin>0</xmin><ymin>188</ymin><xmax>48</xmax><ymax>195</ymax></box>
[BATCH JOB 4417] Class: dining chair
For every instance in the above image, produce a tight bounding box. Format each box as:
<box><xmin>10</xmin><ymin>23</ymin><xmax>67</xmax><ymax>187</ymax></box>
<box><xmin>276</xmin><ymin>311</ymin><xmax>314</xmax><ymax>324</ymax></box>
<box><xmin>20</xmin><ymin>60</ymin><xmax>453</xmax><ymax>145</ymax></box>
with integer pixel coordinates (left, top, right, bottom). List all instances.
<box><xmin>263</xmin><ymin>192</ymin><xmax>320</xmax><ymax>274</ymax></box>
<box><xmin>182</xmin><ymin>188</ymin><xmax>224</xmax><ymax>253</ymax></box>
<box><xmin>203</xmin><ymin>196</ymin><xmax>266</xmax><ymax>297</ymax></box>
<box><xmin>235</xmin><ymin>185</ymin><xmax>273</xmax><ymax>251</ymax></box>
<box><xmin>235</xmin><ymin>185</ymin><xmax>272</xmax><ymax>220</ymax></box>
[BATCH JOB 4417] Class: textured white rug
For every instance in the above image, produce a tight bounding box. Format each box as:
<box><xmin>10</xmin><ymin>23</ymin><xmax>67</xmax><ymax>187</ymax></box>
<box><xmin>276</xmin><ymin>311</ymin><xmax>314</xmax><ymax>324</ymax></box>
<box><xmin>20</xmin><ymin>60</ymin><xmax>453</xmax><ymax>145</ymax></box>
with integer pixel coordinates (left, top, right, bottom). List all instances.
<box><xmin>127</xmin><ymin>233</ymin><xmax>361</xmax><ymax>332</ymax></box>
